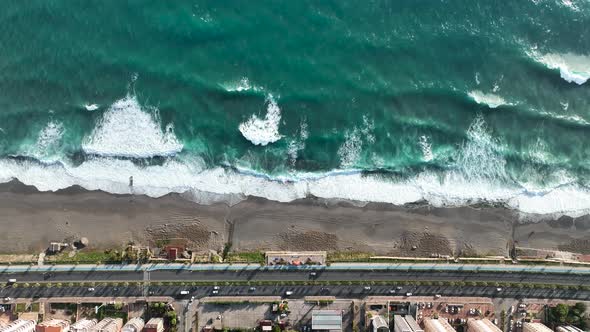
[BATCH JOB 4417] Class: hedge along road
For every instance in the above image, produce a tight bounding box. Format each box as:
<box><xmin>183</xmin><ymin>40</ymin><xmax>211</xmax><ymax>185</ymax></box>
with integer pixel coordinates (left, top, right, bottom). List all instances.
<box><xmin>1</xmin><ymin>262</ymin><xmax>590</xmax><ymax>273</ymax></box>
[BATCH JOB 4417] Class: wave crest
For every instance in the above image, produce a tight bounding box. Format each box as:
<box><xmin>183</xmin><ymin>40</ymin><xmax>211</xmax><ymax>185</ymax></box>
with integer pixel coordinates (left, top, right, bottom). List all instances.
<box><xmin>81</xmin><ymin>95</ymin><xmax>183</xmax><ymax>158</ymax></box>
<box><xmin>468</xmin><ymin>90</ymin><xmax>510</xmax><ymax>108</ymax></box>
<box><xmin>238</xmin><ymin>95</ymin><xmax>283</xmax><ymax>146</ymax></box>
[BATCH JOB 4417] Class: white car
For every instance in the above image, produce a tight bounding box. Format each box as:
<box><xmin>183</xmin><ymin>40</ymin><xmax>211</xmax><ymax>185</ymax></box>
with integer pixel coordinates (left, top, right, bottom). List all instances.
<box><xmin>310</xmin><ymin>272</ymin><xmax>317</xmax><ymax>276</ymax></box>
<box><xmin>434</xmin><ymin>294</ymin><xmax>441</xmax><ymax>298</ymax></box>
<box><xmin>285</xmin><ymin>291</ymin><xmax>293</xmax><ymax>296</ymax></box>
<box><xmin>87</xmin><ymin>288</ymin><xmax>95</xmax><ymax>292</ymax></box>
<box><xmin>364</xmin><ymin>286</ymin><xmax>371</xmax><ymax>290</ymax></box>
<box><xmin>211</xmin><ymin>290</ymin><xmax>219</xmax><ymax>295</ymax></box>
<box><xmin>180</xmin><ymin>290</ymin><xmax>189</xmax><ymax>295</ymax></box>
<box><xmin>406</xmin><ymin>292</ymin><xmax>413</xmax><ymax>297</ymax></box>
<box><xmin>213</xmin><ymin>286</ymin><xmax>220</xmax><ymax>290</ymax></box>
<box><xmin>388</xmin><ymin>289</ymin><xmax>396</xmax><ymax>294</ymax></box>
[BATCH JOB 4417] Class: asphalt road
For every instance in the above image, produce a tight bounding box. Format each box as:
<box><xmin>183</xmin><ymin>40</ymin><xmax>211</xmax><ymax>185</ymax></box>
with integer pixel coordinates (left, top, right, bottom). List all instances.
<box><xmin>1</xmin><ymin>283</ymin><xmax>589</xmax><ymax>301</ymax></box>
<box><xmin>2</xmin><ymin>269</ymin><xmax>589</xmax><ymax>286</ymax></box>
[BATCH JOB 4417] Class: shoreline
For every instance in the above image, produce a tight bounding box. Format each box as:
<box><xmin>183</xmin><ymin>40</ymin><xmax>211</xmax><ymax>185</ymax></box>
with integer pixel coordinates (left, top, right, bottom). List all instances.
<box><xmin>0</xmin><ymin>180</ymin><xmax>588</xmax><ymax>257</ymax></box>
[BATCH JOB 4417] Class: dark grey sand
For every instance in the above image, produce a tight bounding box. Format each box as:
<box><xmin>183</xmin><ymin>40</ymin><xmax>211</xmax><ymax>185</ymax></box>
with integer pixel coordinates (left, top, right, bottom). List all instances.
<box><xmin>0</xmin><ymin>180</ymin><xmax>588</xmax><ymax>256</ymax></box>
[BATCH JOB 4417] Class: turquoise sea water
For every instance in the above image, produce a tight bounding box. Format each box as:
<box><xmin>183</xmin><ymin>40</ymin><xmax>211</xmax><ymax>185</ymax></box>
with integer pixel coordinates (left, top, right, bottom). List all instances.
<box><xmin>0</xmin><ymin>1</ymin><xmax>589</xmax><ymax>215</ymax></box>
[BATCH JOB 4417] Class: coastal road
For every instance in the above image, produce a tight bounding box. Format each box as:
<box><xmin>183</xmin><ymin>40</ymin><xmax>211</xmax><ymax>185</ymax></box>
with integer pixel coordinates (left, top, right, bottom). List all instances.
<box><xmin>1</xmin><ymin>262</ymin><xmax>590</xmax><ymax>301</ymax></box>
<box><xmin>1</xmin><ymin>283</ymin><xmax>589</xmax><ymax>301</ymax></box>
<box><xmin>2</xmin><ymin>268</ymin><xmax>589</xmax><ymax>286</ymax></box>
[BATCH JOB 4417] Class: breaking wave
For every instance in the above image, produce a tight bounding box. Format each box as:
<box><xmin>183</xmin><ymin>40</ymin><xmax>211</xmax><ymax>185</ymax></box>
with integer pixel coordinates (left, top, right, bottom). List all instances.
<box><xmin>81</xmin><ymin>95</ymin><xmax>183</xmax><ymax>158</ymax></box>
<box><xmin>530</xmin><ymin>51</ymin><xmax>590</xmax><ymax>85</ymax></box>
<box><xmin>2</xmin><ymin>114</ymin><xmax>589</xmax><ymax>218</ymax></box>
<box><xmin>84</xmin><ymin>104</ymin><xmax>100</xmax><ymax>111</ymax></box>
<box><xmin>23</xmin><ymin>121</ymin><xmax>65</xmax><ymax>162</ymax></box>
<box><xmin>238</xmin><ymin>95</ymin><xmax>283</xmax><ymax>146</ymax></box>
<box><xmin>468</xmin><ymin>90</ymin><xmax>511</xmax><ymax>108</ymax></box>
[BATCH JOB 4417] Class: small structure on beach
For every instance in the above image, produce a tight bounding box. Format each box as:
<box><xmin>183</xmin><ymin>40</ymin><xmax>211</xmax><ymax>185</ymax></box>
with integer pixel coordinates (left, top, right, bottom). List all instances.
<box><xmin>47</xmin><ymin>242</ymin><xmax>68</xmax><ymax>254</ymax></box>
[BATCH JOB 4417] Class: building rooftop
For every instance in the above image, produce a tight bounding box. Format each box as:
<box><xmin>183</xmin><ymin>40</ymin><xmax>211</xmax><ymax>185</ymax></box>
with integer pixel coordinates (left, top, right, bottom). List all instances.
<box><xmin>424</xmin><ymin>318</ymin><xmax>456</xmax><ymax>332</ymax></box>
<box><xmin>312</xmin><ymin>310</ymin><xmax>343</xmax><ymax>331</ymax></box>
<box><xmin>522</xmin><ymin>322</ymin><xmax>552</xmax><ymax>332</ymax></box>
<box><xmin>372</xmin><ymin>315</ymin><xmax>388</xmax><ymax>329</ymax></box>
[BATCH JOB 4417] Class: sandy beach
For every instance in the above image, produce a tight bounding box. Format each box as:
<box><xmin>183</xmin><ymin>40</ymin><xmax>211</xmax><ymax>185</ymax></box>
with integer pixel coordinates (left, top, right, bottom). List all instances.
<box><xmin>0</xmin><ymin>180</ymin><xmax>588</xmax><ymax>256</ymax></box>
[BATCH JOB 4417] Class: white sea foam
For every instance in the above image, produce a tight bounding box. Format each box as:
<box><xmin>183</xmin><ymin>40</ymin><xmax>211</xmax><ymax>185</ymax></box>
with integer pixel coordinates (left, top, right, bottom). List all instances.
<box><xmin>560</xmin><ymin>0</ymin><xmax>580</xmax><ymax>11</ymax></box>
<box><xmin>337</xmin><ymin>115</ymin><xmax>376</xmax><ymax>168</ymax></box>
<box><xmin>337</xmin><ymin>128</ymin><xmax>363</xmax><ymax>168</ymax></box>
<box><xmin>468</xmin><ymin>90</ymin><xmax>510</xmax><ymax>108</ymax></box>
<box><xmin>25</xmin><ymin>121</ymin><xmax>64</xmax><ymax>161</ymax></box>
<box><xmin>239</xmin><ymin>95</ymin><xmax>283</xmax><ymax>146</ymax></box>
<box><xmin>84</xmin><ymin>104</ymin><xmax>100</xmax><ymax>111</ymax></box>
<box><xmin>533</xmin><ymin>52</ymin><xmax>590</xmax><ymax>85</ymax></box>
<box><xmin>81</xmin><ymin>95</ymin><xmax>183</xmax><ymax>158</ymax></box>
<box><xmin>419</xmin><ymin>135</ymin><xmax>433</xmax><ymax>162</ymax></box>
<box><xmin>1</xmin><ymin>115</ymin><xmax>590</xmax><ymax>217</ymax></box>
<box><xmin>221</xmin><ymin>77</ymin><xmax>261</xmax><ymax>93</ymax></box>
<box><xmin>560</xmin><ymin>101</ymin><xmax>569</xmax><ymax>111</ymax></box>
<box><xmin>287</xmin><ymin>120</ymin><xmax>308</xmax><ymax>166</ymax></box>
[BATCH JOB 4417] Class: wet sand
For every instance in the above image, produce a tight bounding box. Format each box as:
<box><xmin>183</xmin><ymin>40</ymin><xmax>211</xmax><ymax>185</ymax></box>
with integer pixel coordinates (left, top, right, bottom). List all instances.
<box><xmin>0</xmin><ymin>180</ymin><xmax>588</xmax><ymax>256</ymax></box>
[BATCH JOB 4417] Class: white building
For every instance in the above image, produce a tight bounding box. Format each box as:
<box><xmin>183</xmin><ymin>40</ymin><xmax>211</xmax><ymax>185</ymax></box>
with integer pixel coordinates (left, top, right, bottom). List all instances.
<box><xmin>122</xmin><ymin>318</ymin><xmax>144</xmax><ymax>332</ymax></box>
<box><xmin>90</xmin><ymin>319</ymin><xmax>122</xmax><ymax>332</ymax></box>
<box><xmin>523</xmin><ymin>323</ymin><xmax>552</xmax><ymax>332</ymax></box>
<box><xmin>423</xmin><ymin>318</ymin><xmax>456</xmax><ymax>332</ymax></box>
<box><xmin>467</xmin><ymin>319</ymin><xmax>501</xmax><ymax>332</ymax></box>
<box><xmin>71</xmin><ymin>320</ymin><xmax>98</xmax><ymax>332</ymax></box>
<box><xmin>143</xmin><ymin>318</ymin><xmax>164</xmax><ymax>332</ymax></box>
<box><xmin>393</xmin><ymin>316</ymin><xmax>423</xmax><ymax>332</ymax></box>
<box><xmin>0</xmin><ymin>320</ymin><xmax>36</xmax><ymax>332</ymax></box>
<box><xmin>372</xmin><ymin>315</ymin><xmax>389</xmax><ymax>332</ymax></box>
<box><xmin>556</xmin><ymin>326</ymin><xmax>584</xmax><ymax>332</ymax></box>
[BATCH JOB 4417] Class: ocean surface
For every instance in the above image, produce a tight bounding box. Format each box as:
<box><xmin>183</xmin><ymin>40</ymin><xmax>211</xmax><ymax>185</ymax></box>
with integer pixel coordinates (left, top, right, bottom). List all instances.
<box><xmin>1</xmin><ymin>1</ymin><xmax>590</xmax><ymax>216</ymax></box>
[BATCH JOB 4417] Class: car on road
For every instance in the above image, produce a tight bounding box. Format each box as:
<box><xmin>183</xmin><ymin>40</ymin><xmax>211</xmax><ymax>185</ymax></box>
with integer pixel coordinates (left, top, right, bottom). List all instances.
<box><xmin>7</xmin><ymin>279</ymin><xmax>16</xmax><ymax>284</ymax></box>
<box><xmin>87</xmin><ymin>288</ymin><xmax>95</xmax><ymax>292</ymax></box>
<box><xmin>309</xmin><ymin>272</ymin><xmax>317</xmax><ymax>277</ymax></box>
